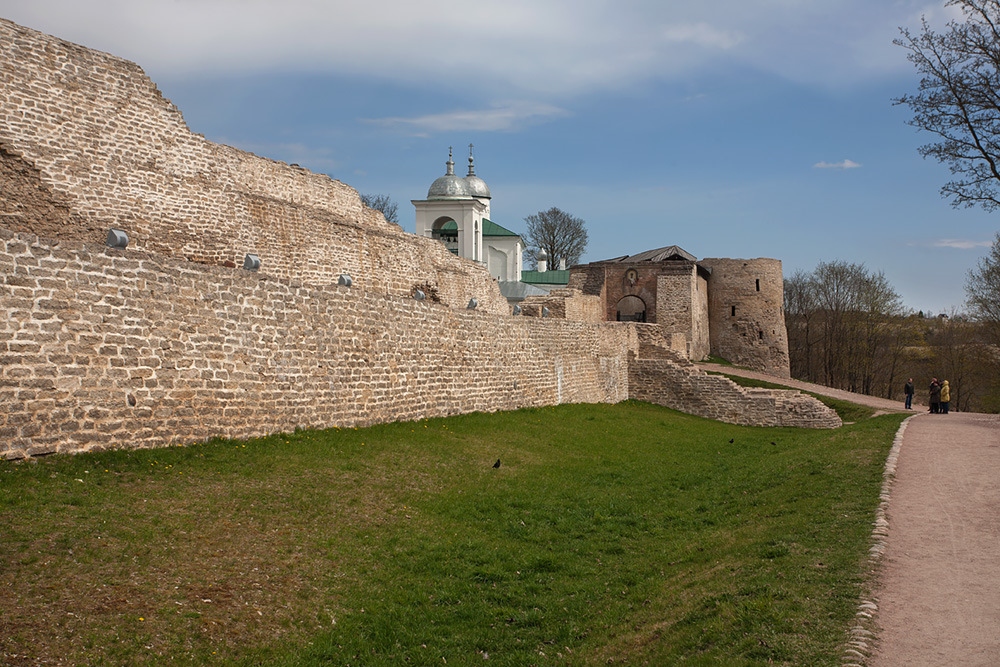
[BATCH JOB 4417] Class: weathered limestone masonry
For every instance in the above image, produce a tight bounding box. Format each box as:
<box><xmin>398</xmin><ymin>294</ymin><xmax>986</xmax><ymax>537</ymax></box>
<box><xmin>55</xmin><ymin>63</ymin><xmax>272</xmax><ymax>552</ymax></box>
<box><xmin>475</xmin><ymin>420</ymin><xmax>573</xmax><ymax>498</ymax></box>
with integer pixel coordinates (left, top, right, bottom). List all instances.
<box><xmin>699</xmin><ymin>258</ymin><xmax>790</xmax><ymax>378</ymax></box>
<box><xmin>0</xmin><ymin>18</ymin><xmax>508</xmax><ymax>315</ymax></box>
<box><xmin>0</xmin><ymin>229</ymin><xmax>636</xmax><ymax>459</ymax></box>
<box><xmin>630</xmin><ymin>327</ymin><xmax>841</xmax><ymax>429</ymax></box>
<box><xmin>519</xmin><ymin>288</ymin><xmax>604</xmax><ymax>322</ymax></box>
<box><xmin>654</xmin><ymin>265</ymin><xmax>710</xmax><ymax>361</ymax></box>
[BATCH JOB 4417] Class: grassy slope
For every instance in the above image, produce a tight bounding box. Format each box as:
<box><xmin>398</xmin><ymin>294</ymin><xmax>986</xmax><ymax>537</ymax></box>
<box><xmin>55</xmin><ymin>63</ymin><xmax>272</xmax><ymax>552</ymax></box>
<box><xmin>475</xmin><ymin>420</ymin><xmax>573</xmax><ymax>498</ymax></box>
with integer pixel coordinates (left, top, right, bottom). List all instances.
<box><xmin>0</xmin><ymin>401</ymin><xmax>903</xmax><ymax>666</ymax></box>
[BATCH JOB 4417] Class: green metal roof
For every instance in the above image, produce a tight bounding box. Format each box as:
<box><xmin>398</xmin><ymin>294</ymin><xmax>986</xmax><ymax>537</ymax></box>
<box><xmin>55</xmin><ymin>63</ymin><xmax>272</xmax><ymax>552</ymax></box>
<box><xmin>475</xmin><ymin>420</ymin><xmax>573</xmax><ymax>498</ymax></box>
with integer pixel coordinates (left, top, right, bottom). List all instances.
<box><xmin>482</xmin><ymin>219</ymin><xmax>520</xmax><ymax>237</ymax></box>
<box><xmin>520</xmin><ymin>269</ymin><xmax>570</xmax><ymax>285</ymax></box>
<box><xmin>437</xmin><ymin>219</ymin><xmax>519</xmax><ymax>237</ymax></box>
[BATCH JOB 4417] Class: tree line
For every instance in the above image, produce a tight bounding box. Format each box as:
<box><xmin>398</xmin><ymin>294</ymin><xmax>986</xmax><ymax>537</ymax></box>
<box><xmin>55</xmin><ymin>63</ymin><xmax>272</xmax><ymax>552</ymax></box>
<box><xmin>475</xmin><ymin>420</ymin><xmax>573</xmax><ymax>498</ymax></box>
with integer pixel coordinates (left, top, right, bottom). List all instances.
<box><xmin>784</xmin><ymin>250</ymin><xmax>1000</xmax><ymax>412</ymax></box>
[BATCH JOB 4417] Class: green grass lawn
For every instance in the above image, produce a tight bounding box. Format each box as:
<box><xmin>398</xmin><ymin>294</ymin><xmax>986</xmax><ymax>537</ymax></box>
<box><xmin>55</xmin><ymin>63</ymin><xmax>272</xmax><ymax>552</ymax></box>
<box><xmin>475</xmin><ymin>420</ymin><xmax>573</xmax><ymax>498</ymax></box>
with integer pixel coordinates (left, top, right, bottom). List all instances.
<box><xmin>0</xmin><ymin>401</ymin><xmax>903</xmax><ymax>666</ymax></box>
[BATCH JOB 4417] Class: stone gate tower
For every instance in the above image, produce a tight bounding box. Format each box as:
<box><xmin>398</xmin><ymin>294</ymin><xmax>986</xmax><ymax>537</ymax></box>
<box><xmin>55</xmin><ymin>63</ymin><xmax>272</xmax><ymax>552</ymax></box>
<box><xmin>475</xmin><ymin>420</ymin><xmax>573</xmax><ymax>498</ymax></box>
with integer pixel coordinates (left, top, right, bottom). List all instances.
<box><xmin>564</xmin><ymin>249</ymin><xmax>790</xmax><ymax>377</ymax></box>
<box><xmin>699</xmin><ymin>257</ymin><xmax>789</xmax><ymax>377</ymax></box>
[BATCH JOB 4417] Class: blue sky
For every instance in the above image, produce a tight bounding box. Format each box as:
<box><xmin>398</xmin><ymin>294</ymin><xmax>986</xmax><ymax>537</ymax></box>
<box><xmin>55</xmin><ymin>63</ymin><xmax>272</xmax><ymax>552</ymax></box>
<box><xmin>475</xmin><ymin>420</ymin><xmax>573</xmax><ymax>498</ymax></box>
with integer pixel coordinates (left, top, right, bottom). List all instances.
<box><xmin>2</xmin><ymin>0</ymin><xmax>997</xmax><ymax>315</ymax></box>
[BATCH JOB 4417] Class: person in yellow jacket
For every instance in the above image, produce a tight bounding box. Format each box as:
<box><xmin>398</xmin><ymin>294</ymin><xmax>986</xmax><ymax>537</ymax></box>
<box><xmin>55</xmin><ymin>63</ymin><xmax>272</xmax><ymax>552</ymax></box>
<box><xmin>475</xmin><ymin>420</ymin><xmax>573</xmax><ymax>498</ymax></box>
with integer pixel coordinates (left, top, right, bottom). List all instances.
<box><xmin>940</xmin><ymin>380</ymin><xmax>951</xmax><ymax>414</ymax></box>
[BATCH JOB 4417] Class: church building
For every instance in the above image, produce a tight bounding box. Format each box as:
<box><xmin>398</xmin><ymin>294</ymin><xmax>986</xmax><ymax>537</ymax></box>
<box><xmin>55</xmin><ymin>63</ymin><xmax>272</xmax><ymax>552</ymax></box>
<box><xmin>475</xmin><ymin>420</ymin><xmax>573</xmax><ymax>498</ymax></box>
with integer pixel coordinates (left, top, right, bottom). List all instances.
<box><xmin>413</xmin><ymin>147</ymin><xmax>524</xmax><ymax>283</ymax></box>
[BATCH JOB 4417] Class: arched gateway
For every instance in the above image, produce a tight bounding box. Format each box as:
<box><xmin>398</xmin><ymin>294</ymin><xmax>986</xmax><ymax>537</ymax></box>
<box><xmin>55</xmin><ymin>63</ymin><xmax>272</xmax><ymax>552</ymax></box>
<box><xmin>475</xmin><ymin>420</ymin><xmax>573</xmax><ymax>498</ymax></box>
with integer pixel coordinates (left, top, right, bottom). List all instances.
<box><xmin>616</xmin><ymin>295</ymin><xmax>646</xmax><ymax>322</ymax></box>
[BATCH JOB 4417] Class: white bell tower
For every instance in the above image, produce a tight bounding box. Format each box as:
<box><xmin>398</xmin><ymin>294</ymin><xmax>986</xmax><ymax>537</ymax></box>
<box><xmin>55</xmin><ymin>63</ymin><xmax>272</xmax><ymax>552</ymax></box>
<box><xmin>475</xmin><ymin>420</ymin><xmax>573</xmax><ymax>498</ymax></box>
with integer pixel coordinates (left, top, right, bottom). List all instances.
<box><xmin>413</xmin><ymin>146</ymin><xmax>489</xmax><ymax>263</ymax></box>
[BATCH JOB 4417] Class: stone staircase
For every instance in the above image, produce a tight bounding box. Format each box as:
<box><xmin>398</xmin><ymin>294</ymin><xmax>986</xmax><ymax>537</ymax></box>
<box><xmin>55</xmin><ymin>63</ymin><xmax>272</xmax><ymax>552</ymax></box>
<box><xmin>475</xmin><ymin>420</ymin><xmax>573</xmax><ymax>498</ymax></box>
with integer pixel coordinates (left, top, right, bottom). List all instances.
<box><xmin>628</xmin><ymin>325</ymin><xmax>842</xmax><ymax>429</ymax></box>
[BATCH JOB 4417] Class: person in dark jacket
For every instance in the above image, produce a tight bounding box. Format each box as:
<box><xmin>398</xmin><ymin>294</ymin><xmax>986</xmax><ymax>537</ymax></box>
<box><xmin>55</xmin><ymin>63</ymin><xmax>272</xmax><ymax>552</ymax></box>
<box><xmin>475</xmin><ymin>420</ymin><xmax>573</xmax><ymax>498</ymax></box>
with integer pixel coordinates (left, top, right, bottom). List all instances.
<box><xmin>904</xmin><ymin>378</ymin><xmax>914</xmax><ymax>409</ymax></box>
<box><xmin>929</xmin><ymin>378</ymin><xmax>941</xmax><ymax>414</ymax></box>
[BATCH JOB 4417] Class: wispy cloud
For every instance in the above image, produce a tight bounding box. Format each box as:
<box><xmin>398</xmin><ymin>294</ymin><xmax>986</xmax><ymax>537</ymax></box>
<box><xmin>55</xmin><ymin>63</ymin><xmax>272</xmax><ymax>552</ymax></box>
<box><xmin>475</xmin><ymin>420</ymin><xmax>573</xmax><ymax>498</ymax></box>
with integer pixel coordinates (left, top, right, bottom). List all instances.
<box><xmin>365</xmin><ymin>102</ymin><xmax>568</xmax><ymax>135</ymax></box>
<box><xmin>0</xmin><ymin>0</ymin><xmax>928</xmax><ymax>97</ymax></box>
<box><xmin>814</xmin><ymin>159</ymin><xmax>862</xmax><ymax>169</ymax></box>
<box><xmin>930</xmin><ymin>239</ymin><xmax>993</xmax><ymax>249</ymax></box>
<box><xmin>662</xmin><ymin>23</ymin><xmax>743</xmax><ymax>49</ymax></box>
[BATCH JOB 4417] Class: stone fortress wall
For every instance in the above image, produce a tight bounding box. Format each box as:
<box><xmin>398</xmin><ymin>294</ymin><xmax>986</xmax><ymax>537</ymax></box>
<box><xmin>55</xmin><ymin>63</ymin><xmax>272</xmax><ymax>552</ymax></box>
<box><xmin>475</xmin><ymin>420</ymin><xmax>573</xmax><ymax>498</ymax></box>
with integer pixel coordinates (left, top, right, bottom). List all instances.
<box><xmin>0</xmin><ymin>227</ymin><xmax>636</xmax><ymax>459</ymax></box>
<box><xmin>627</xmin><ymin>326</ymin><xmax>838</xmax><ymax>428</ymax></box>
<box><xmin>0</xmin><ymin>19</ymin><xmax>837</xmax><ymax>459</ymax></box>
<box><xmin>0</xmin><ymin>18</ymin><xmax>508</xmax><ymax>315</ymax></box>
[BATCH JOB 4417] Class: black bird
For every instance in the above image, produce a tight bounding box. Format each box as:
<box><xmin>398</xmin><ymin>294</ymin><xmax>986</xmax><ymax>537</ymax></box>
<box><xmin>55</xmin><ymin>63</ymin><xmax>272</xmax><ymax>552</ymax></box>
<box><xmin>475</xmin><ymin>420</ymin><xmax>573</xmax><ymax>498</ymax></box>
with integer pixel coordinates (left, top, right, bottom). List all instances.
<box><xmin>493</xmin><ymin>459</ymin><xmax>501</xmax><ymax>469</ymax></box>
<box><xmin>770</xmin><ymin>441</ymin><xmax>777</xmax><ymax>446</ymax></box>
<box><xmin>729</xmin><ymin>438</ymin><xmax>734</xmax><ymax>444</ymax></box>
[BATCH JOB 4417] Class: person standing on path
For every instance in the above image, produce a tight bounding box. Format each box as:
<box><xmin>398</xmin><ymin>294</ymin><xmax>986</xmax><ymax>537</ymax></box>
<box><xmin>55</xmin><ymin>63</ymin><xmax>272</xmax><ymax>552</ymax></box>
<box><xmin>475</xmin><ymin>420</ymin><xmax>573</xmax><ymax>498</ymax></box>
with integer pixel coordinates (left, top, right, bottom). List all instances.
<box><xmin>904</xmin><ymin>378</ymin><xmax>915</xmax><ymax>409</ymax></box>
<box><xmin>929</xmin><ymin>378</ymin><xmax>941</xmax><ymax>414</ymax></box>
<box><xmin>940</xmin><ymin>380</ymin><xmax>951</xmax><ymax>414</ymax></box>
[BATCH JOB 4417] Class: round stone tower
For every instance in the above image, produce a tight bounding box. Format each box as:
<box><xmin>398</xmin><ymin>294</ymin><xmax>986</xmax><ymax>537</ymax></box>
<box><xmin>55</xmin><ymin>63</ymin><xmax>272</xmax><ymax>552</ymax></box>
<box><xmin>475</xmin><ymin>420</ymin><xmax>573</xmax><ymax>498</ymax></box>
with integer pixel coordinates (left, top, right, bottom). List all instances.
<box><xmin>699</xmin><ymin>257</ymin><xmax>790</xmax><ymax>377</ymax></box>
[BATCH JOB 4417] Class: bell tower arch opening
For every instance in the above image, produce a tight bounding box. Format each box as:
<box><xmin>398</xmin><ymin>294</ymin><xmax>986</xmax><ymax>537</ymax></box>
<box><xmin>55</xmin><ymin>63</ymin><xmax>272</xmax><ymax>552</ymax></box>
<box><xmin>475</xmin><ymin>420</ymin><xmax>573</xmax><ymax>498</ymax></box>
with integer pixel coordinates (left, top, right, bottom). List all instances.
<box><xmin>431</xmin><ymin>217</ymin><xmax>459</xmax><ymax>254</ymax></box>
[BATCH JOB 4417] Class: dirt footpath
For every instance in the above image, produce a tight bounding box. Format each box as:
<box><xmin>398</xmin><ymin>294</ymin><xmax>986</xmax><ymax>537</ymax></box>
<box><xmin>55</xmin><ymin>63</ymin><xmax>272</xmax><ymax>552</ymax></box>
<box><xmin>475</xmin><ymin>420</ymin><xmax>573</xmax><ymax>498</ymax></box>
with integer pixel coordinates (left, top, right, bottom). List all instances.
<box><xmin>696</xmin><ymin>364</ymin><xmax>1000</xmax><ymax>665</ymax></box>
<box><xmin>869</xmin><ymin>412</ymin><xmax>1000</xmax><ymax>666</ymax></box>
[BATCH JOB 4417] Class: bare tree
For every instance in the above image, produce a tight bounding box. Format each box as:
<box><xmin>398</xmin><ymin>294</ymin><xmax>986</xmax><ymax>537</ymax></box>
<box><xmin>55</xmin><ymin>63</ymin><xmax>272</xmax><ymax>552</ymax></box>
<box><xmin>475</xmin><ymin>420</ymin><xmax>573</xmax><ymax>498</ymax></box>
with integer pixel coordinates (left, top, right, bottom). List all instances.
<box><xmin>784</xmin><ymin>261</ymin><xmax>911</xmax><ymax>396</ymax></box>
<box><xmin>853</xmin><ymin>270</ymin><xmax>907</xmax><ymax>395</ymax></box>
<box><xmin>931</xmin><ymin>314</ymin><xmax>983</xmax><ymax>411</ymax></box>
<box><xmin>360</xmin><ymin>193</ymin><xmax>400</xmax><ymax>226</ymax></box>
<box><xmin>811</xmin><ymin>261</ymin><xmax>867</xmax><ymax>389</ymax></box>
<box><xmin>784</xmin><ymin>270</ymin><xmax>818</xmax><ymax>380</ymax></box>
<box><xmin>964</xmin><ymin>232</ymin><xmax>1000</xmax><ymax>411</ymax></box>
<box><xmin>895</xmin><ymin>0</ymin><xmax>1000</xmax><ymax>210</ymax></box>
<box><xmin>523</xmin><ymin>207</ymin><xmax>588</xmax><ymax>269</ymax></box>
<box><xmin>966</xmin><ymin>231</ymin><xmax>1000</xmax><ymax>345</ymax></box>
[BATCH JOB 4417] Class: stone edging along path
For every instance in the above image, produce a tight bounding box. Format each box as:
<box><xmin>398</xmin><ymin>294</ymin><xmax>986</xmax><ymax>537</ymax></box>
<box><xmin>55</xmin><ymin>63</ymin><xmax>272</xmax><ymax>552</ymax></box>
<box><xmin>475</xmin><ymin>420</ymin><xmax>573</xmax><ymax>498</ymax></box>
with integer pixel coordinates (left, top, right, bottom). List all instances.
<box><xmin>840</xmin><ymin>414</ymin><xmax>916</xmax><ymax>667</ymax></box>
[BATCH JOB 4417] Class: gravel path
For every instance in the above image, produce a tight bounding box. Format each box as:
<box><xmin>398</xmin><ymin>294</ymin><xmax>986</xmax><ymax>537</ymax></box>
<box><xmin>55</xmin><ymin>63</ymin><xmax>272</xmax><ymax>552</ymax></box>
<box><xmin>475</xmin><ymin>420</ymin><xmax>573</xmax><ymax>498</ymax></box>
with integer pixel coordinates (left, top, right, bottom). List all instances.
<box><xmin>696</xmin><ymin>364</ymin><xmax>1000</xmax><ymax>666</ymax></box>
<box><xmin>868</xmin><ymin>411</ymin><xmax>1000</xmax><ymax>666</ymax></box>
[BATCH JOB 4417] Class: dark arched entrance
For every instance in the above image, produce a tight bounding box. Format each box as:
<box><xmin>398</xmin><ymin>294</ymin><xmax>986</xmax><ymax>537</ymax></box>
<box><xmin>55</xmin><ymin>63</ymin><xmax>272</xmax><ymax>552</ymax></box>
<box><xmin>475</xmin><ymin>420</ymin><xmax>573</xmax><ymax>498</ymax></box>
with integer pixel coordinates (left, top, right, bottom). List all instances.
<box><xmin>616</xmin><ymin>295</ymin><xmax>646</xmax><ymax>322</ymax></box>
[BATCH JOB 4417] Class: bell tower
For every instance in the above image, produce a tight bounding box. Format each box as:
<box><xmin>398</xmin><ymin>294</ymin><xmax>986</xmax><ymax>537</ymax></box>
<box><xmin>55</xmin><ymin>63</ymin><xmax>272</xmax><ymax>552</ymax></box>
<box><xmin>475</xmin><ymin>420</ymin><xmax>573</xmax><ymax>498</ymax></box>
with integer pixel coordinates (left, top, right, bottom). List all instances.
<box><xmin>413</xmin><ymin>146</ymin><xmax>487</xmax><ymax>262</ymax></box>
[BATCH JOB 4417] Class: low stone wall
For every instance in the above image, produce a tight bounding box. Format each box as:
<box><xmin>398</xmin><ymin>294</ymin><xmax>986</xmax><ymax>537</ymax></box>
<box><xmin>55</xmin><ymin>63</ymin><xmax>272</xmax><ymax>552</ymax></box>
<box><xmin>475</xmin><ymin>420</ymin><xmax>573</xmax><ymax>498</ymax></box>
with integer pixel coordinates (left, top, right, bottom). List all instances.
<box><xmin>629</xmin><ymin>357</ymin><xmax>841</xmax><ymax>429</ymax></box>
<box><xmin>0</xmin><ymin>229</ymin><xmax>636</xmax><ymax>459</ymax></box>
<box><xmin>519</xmin><ymin>288</ymin><xmax>604</xmax><ymax>322</ymax></box>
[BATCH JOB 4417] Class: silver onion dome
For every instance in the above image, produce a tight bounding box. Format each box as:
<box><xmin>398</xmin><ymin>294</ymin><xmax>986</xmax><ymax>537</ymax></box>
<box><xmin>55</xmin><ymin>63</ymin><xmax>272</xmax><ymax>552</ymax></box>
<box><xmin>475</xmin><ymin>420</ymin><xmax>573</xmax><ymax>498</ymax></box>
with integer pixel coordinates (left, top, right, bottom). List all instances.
<box><xmin>427</xmin><ymin>147</ymin><xmax>472</xmax><ymax>199</ymax></box>
<box><xmin>464</xmin><ymin>175</ymin><xmax>490</xmax><ymax>199</ymax></box>
<box><xmin>464</xmin><ymin>147</ymin><xmax>491</xmax><ymax>199</ymax></box>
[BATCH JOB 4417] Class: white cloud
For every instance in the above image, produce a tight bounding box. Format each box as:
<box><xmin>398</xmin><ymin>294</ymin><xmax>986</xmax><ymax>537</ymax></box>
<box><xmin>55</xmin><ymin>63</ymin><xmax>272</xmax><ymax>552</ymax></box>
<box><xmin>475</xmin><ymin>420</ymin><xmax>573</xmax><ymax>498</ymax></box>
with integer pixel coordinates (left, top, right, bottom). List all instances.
<box><xmin>814</xmin><ymin>159</ymin><xmax>862</xmax><ymax>169</ymax></box>
<box><xmin>662</xmin><ymin>23</ymin><xmax>744</xmax><ymax>49</ymax></box>
<box><xmin>365</xmin><ymin>102</ymin><xmax>568</xmax><ymax>135</ymax></box>
<box><xmin>930</xmin><ymin>239</ymin><xmax>993</xmax><ymax>249</ymax></box>
<box><xmin>0</xmin><ymin>0</ymin><xmax>934</xmax><ymax>97</ymax></box>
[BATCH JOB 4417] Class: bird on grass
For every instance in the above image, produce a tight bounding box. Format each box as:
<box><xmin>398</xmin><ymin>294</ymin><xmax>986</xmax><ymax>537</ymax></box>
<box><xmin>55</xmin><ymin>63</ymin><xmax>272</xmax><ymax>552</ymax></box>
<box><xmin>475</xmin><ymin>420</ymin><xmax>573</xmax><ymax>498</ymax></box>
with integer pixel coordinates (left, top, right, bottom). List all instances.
<box><xmin>493</xmin><ymin>459</ymin><xmax>501</xmax><ymax>469</ymax></box>
<box><xmin>729</xmin><ymin>438</ymin><xmax>734</xmax><ymax>444</ymax></box>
